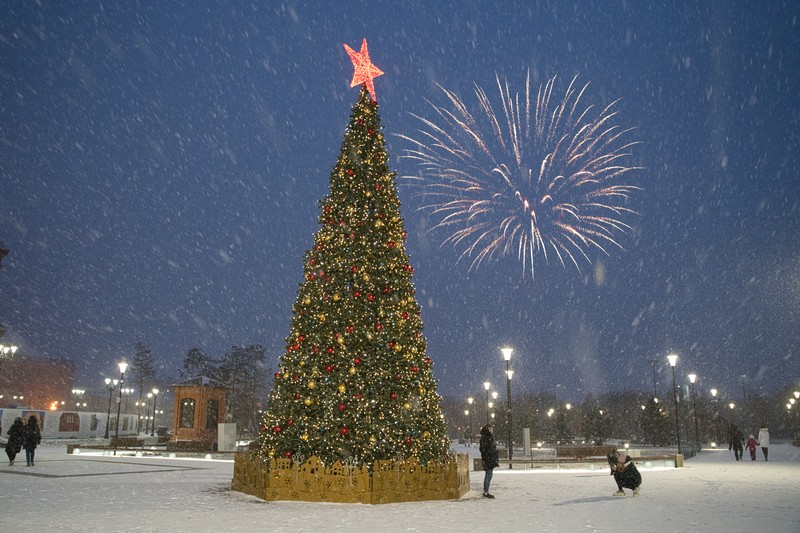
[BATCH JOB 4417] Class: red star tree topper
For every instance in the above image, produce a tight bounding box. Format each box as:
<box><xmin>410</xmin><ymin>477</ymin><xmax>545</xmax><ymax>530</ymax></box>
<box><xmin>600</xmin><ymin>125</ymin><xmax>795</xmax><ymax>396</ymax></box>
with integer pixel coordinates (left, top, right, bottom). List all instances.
<box><xmin>344</xmin><ymin>38</ymin><xmax>384</xmax><ymax>102</ymax></box>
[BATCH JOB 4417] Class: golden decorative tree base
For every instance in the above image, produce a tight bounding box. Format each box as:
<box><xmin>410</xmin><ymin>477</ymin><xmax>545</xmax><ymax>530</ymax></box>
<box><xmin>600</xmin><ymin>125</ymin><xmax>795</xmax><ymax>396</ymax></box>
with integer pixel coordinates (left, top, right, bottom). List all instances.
<box><xmin>232</xmin><ymin>452</ymin><xmax>470</xmax><ymax>504</ymax></box>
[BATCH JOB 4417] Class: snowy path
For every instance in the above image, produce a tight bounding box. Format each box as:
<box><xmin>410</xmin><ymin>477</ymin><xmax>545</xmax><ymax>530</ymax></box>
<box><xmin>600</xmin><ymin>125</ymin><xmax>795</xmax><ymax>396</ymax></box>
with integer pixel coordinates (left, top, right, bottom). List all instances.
<box><xmin>2</xmin><ymin>443</ymin><xmax>798</xmax><ymax>532</ymax></box>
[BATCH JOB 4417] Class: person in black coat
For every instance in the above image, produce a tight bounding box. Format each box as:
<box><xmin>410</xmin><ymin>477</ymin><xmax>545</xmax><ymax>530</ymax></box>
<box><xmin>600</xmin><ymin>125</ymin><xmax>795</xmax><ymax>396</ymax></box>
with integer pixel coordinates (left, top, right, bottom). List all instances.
<box><xmin>479</xmin><ymin>423</ymin><xmax>499</xmax><ymax>498</ymax></box>
<box><xmin>728</xmin><ymin>424</ymin><xmax>744</xmax><ymax>461</ymax></box>
<box><xmin>23</xmin><ymin>416</ymin><xmax>41</xmax><ymax>467</ymax></box>
<box><xmin>608</xmin><ymin>449</ymin><xmax>642</xmax><ymax>497</ymax></box>
<box><xmin>5</xmin><ymin>417</ymin><xmax>25</xmax><ymax>465</ymax></box>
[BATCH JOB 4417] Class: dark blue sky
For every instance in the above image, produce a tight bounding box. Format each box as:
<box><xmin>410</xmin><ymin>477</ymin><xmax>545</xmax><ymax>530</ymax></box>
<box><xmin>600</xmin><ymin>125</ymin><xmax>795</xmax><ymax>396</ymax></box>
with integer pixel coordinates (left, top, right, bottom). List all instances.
<box><xmin>2</xmin><ymin>1</ymin><xmax>798</xmax><ymax>403</ymax></box>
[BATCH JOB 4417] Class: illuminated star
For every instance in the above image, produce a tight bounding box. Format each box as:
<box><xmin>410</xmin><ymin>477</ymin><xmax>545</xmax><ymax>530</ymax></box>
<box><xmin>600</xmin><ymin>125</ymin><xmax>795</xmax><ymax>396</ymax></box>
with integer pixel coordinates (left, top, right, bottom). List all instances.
<box><xmin>344</xmin><ymin>38</ymin><xmax>384</xmax><ymax>102</ymax></box>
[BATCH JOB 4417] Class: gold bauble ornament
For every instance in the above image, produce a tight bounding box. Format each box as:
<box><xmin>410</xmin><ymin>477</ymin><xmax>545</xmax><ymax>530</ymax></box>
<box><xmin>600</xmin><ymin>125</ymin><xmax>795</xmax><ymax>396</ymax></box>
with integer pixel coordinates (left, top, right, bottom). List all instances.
<box><xmin>369</xmin><ymin>435</ymin><xmax>377</xmax><ymax>444</ymax></box>
<box><xmin>336</xmin><ymin>336</ymin><xmax>345</xmax><ymax>345</ymax></box>
<box><xmin>308</xmin><ymin>381</ymin><xmax>316</xmax><ymax>389</ymax></box>
<box><xmin>318</xmin><ymin>314</ymin><xmax>326</xmax><ymax>322</ymax></box>
<box><xmin>303</xmin><ymin>297</ymin><xmax>311</xmax><ymax>305</ymax></box>
<box><xmin>349</xmin><ymin>366</ymin><xmax>357</xmax><ymax>375</ymax></box>
<box><xmin>304</xmin><ymin>398</ymin><xmax>313</xmax><ymax>406</ymax></box>
<box><xmin>282</xmin><ymin>373</ymin><xmax>289</xmax><ymax>380</ymax></box>
<box><xmin>423</xmin><ymin>431</ymin><xmax>431</xmax><ymax>439</ymax></box>
<box><xmin>301</xmin><ymin>433</ymin><xmax>309</xmax><ymax>441</ymax></box>
<box><xmin>375</xmin><ymin>220</ymin><xmax>384</xmax><ymax>228</ymax></box>
<box><xmin>338</xmin><ymin>384</ymin><xmax>346</xmax><ymax>393</ymax></box>
<box><xmin>403</xmin><ymin>403</ymin><xmax>411</xmax><ymax>410</ymax></box>
<box><xmin>333</xmin><ymin>293</ymin><xmax>341</xmax><ymax>301</ymax></box>
<box><xmin>393</xmin><ymin>344</ymin><xmax>402</xmax><ymax>352</ymax></box>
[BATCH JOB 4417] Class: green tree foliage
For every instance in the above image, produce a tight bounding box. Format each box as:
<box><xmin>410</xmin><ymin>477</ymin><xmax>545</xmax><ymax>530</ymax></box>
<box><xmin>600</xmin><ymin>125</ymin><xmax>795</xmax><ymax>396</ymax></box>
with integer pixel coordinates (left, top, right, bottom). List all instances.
<box><xmin>181</xmin><ymin>347</ymin><xmax>217</xmax><ymax>379</ymax></box>
<box><xmin>256</xmin><ymin>87</ymin><xmax>449</xmax><ymax>467</ymax></box>
<box><xmin>217</xmin><ymin>344</ymin><xmax>270</xmax><ymax>435</ymax></box>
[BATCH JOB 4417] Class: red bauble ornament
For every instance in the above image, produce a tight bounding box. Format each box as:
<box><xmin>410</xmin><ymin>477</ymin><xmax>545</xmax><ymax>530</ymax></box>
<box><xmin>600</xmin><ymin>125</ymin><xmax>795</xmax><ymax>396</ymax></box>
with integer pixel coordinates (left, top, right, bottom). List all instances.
<box><xmin>350</xmin><ymin>266</ymin><xmax>359</xmax><ymax>273</ymax></box>
<box><xmin>346</xmin><ymin>325</ymin><xmax>355</xmax><ymax>334</ymax></box>
<box><xmin>259</xmin><ymin>425</ymin><xmax>267</xmax><ymax>432</ymax></box>
<box><xmin>395</xmin><ymin>373</ymin><xmax>402</xmax><ymax>381</ymax></box>
<box><xmin>326</xmin><ymin>364</ymin><xmax>334</xmax><ymax>373</ymax></box>
<box><xmin>354</xmin><ymin>393</ymin><xmax>363</xmax><ymax>399</ymax></box>
<box><xmin>353</xmin><ymin>291</ymin><xmax>361</xmax><ymax>299</ymax></box>
<box><xmin>294</xmin><ymin>393</ymin><xmax>301</xmax><ymax>400</ymax></box>
<box><xmin>374</xmin><ymin>183</ymin><xmax>381</xmax><ymax>190</ymax></box>
<box><xmin>367</xmin><ymin>293</ymin><xmax>375</xmax><ymax>301</ymax></box>
<box><xmin>390</xmin><ymin>392</ymin><xmax>398</xmax><ymax>399</ymax></box>
<box><xmin>405</xmin><ymin>437</ymin><xmax>413</xmax><ymax>446</ymax></box>
<box><xmin>401</xmin><ymin>312</ymin><xmax>409</xmax><ymax>320</ymax></box>
<box><xmin>284</xmin><ymin>451</ymin><xmax>292</xmax><ymax>458</ymax></box>
<box><xmin>274</xmin><ymin>372</ymin><xmax>281</xmax><ymax>379</ymax></box>
<box><xmin>424</xmin><ymin>357</ymin><xmax>432</xmax><ymax>365</ymax></box>
<box><xmin>353</xmin><ymin>357</ymin><xmax>362</xmax><ymax>365</ymax></box>
<box><xmin>387</xmin><ymin>241</ymin><xmax>396</xmax><ymax>248</ymax></box>
<box><xmin>273</xmin><ymin>426</ymin><xmax>282</xmax><ymax>433</ymax></box>
<box><xmin>338</xmin><ymin>402</ymin><xmax>346</xmax><ymax>412</ymax></box>
<box><xmin>346</xmin><ymin>168</ymin><xmax>354</xmax><ymax>176</ymax></box>
<box><xmin>312</xmin><ymin>345</ymin><xmax>319</xmax><ymax>353</ymax></box>
<box><xmin>411</xmin><ymin>366</ymin><xmax>419</xmax><ymax>373</ymax></box>
<box><xmin>340</xmin><ymin>427</ymin><xmax>350</xmax><ymax>436</ymax></box>
<box><xmin>383</xmin><ymin>287</ymin><xmax>391</xmax><ymax>294</ymax></box>
<box><xmin>375</xmin><ymin>323</ymin><xmax>383</xmax><ymax>330</ymax></box>
<box><xmin>326</xmin><ymin>346</ymin><xmax>334</xmax><ymax>354</ymax></box>
<box><xmin>287</xmin><ymin>419</ymin><xmax>294</xmax><ymax>426</ymax></box>
<box><xmin>308</xmin><ymin>273</ymin><xmax>316</xmax><ymax>281</ymax></box>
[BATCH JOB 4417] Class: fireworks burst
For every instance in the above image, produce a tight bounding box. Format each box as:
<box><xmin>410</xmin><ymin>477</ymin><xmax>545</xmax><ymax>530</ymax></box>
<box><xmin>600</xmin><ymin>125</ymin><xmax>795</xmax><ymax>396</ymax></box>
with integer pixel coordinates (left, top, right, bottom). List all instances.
<box><xmin>398</xmin><ymin>73</ymin><xmax>643</xmax><ymax>279</ymax></box>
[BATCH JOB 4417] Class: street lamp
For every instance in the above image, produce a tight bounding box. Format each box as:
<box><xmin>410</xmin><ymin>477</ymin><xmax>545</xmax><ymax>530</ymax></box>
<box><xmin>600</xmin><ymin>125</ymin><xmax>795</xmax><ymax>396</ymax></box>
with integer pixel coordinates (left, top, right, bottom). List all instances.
<box><xmin>483</xmin><ymin>381</ymin><xmax>491</xmax><ymax>425</ymax></box>
<box><xmin>667</xmin><ymin>353</ymin><xmax>681</xmax><ymax>455</ymax></box>
<box><xmin>501</xmin><ymin>347</ymin><xmax>514</xmax><ymax>469</ymax></box>
<box><xmin>467</xmin><ymin>397</ymin><xmax>474</xmax><ymax>446</ymax></box>
<box><xmin>150</xmin><ymin>388</ymin><xmax>160</xmax><ymax>437</ymax></box>
<box><xmin>688</xmin><ymin>373</ymin><xmax>700</xmax><ymax>452</ymax></box>
<box><xmin>114</xmin><ymin>362</ymin><xmax>129</xmax><ymax>451</ymax></box>
<box><xmin>144</xmin><ymin>393</ymin><xmax>153</xmax><ymax>434</ymax></box>
<box><xmin>104</xmin><ymin>377</ymin><xmax>119</xmax><ymax>439</ymax></box>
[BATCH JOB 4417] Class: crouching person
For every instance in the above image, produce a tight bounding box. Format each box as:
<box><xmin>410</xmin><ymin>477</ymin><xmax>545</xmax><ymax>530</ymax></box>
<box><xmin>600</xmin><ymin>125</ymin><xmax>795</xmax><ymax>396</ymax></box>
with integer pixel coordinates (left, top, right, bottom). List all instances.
<box><xmin>607</xmin><ymin>449</ymin><xmax>642</xmax><ymax>497</ymax></box>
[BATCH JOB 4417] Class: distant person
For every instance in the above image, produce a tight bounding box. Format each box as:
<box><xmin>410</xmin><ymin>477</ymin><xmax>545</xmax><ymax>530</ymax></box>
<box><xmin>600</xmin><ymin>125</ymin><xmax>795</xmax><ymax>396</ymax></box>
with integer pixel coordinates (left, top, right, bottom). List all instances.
<box><xmin>23</xmin><ymin>416</ymin><xmax>42</xmax><ymax>467</ymax></box>
<box><xmin>607</xmin><ymin>449</ymin><xmax>642</xmax><ymax>497</ymax></box>
<box><xmin>745</xmin><ymin>434</ymin><xmax>758</xmax><ymax>461</ymax></box>
<box><xmin>5</xmin><ymin>417</ymin><xmax>24</xmax><ymax>466</ymax></box>
<box><xmin>756</xmin><ymin>425</ymin><xmax>770</xmax><ymax>462</ymax></box>
<box><xmin>479</xmin><ymin>423</ymin><xmax>499</xmax><ymax>499</ymax></box>
<box><xmin>728</xmin><ymin>424</ymin><xmax>744</xmax><ymax>461</ymax></box>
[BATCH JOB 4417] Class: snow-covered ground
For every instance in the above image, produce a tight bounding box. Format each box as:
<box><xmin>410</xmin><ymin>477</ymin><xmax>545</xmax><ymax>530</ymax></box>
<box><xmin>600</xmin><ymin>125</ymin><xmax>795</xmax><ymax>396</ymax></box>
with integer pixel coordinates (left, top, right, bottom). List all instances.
<box><xmin>3</xmin><ymin>442</ymin><xmax>798</xmax><ymax>532</ymax></box>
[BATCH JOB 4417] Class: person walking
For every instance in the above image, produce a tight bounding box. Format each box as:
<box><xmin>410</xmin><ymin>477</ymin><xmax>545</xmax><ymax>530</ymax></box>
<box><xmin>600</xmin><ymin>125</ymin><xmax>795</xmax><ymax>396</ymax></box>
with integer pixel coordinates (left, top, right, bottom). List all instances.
<box><xmin>23</xmin><ymin>416</ymin><xmax>41</xmax><ymax>467</ymax></box>
<box><xmin>5</xmin><ymin>417</ymin><xmax>24</xmax><ymax>465</ymax></box>
<box><xmin>479</xmin><ymin>423</ymin><xmax>499</xmax><ymax>499</ymax></box>
<box><xmin>745</xmin><ymin>434</ymin><xmax>758</xmax><ymax>461</ymax></box>
<box><xmin>728</xmin><ymin>424</ymin><xmax>744</xmax><ymax>461</ymax></box>
<box><xmin>757</xmin><ymin>426</ymin><xmax>770</xmax><ymax>462</ymax></box>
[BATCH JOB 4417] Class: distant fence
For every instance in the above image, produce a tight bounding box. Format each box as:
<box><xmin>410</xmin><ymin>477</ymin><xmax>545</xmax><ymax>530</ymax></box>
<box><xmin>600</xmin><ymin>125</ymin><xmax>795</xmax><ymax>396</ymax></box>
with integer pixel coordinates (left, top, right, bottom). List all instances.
<box><xmin>0</xmin><ymin>408</ymin><xmax>138</xmax><ymax>440</ymax></box>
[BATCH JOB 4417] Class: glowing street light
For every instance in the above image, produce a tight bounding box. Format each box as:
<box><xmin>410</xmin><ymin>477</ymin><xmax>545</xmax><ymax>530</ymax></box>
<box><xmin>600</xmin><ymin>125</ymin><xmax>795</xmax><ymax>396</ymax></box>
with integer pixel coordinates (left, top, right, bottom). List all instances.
<box><xmin>687</xmin><ymin>373</ymin><xmax>700</xmax><ymax>451</ymax></box>
<box><xmin>150</xmin><ymin>388</ymin><xmax>160</xmax><ymax>437</ymax></box>
<box><xmin>104</xmin><ymin>377</ymin><xmax>119</xmax><ymax>439</ymax></box>
<box><xmin>501</xmin><ymin>347</ymin><xmax>514</xmax><ymax>469</ymax></box>
<box><xmin>667</xmin><ymin>353</ymin><xmax>681</xmax><ymax>455</ymax></box>
<box><xmin>114</xmin><ymin>361</ymin><xmax>129</xmax><ymax>452</ymax></box>
<box><xmin>466</xmin><ymin>397</ymin><xmax>474</xmax><ymax>446</ymax></box>
<box><xmin>483</xmin><ymin>381</ymin><xmax>491</xmax><ymax>425</ymax></box>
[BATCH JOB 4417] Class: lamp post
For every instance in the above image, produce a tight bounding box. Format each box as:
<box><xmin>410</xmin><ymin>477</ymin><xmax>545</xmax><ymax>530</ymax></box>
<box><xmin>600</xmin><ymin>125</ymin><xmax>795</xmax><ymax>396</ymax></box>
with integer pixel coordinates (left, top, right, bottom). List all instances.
<box><xmin>688</xmin><ymin>373</ymin><xmax>700</xmax><ymax>452</ymax></box>
<box><xmin>467</xmin><ymin>397</ymin><xmax>474</xmax><ymax>446</ymax></box>
<box><xmin>114</xmin><ymin>362</ymin><xmax>129</xmax><ymax>449</ymax></box>
<box><xmin>144</xmin><ymin>393</ymin><xmax>153</xmax><ymax>434</ymax></box>
<box><xmin>501</xmin><ymin>347</ymin><xmax>514</xmax><ymax>469</ymax></box>
<box><xmin>483</xmin><ymin>381</ymin><xmax>491</xmax><ymax>426</ymax></box>
<box><xmin>150</xmin><ymin>388</ymin><xmax>160</xmax><ymax>437</ymax></box>
<box><xmin>667</xmin><ymin>353</ymin><xmax>681</xmax><ymax>455</ymax></box>
<box><xmin>710</xmin><ymin>388</ymin><xmax>718</xmax><ymax>445</ymax></box>
<box><xmin>104</xmin><ymin>377</ymin><xmax>119</xmax><ymax>439</ymax></box>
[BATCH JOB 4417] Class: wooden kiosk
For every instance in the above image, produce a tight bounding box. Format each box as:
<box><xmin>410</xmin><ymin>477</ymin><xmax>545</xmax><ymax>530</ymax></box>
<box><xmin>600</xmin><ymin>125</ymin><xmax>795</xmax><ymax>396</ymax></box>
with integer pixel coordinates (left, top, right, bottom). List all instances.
<box><xmin>169</xmin><ymin>376</ymin><xmax>229</xmax><ymax>450</ymax></box>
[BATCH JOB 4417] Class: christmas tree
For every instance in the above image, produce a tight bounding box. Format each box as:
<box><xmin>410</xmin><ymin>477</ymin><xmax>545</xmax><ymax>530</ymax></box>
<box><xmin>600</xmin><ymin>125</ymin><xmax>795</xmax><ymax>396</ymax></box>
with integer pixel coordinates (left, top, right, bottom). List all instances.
<box><xmin>256</xmin><ymin>44</ymin><xmax>449</xmax><ymax>468</ymax></box>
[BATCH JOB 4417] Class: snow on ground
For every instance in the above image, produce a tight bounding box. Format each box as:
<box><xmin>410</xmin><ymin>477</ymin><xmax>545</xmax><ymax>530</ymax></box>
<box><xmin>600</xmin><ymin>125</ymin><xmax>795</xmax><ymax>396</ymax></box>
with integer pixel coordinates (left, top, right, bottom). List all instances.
<box><xmin>2</xmin><ymin>442</ymin><xmax>798</xmax><ymax>532</ymax></box>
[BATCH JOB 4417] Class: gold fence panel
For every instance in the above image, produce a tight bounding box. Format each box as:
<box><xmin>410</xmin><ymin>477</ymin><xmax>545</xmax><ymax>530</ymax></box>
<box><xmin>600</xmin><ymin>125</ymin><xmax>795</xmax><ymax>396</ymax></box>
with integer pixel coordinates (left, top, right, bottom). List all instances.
<box><xmin>232</xmin><ymin>452</ymin><xmax>470</xmax><ymax>504</ymax></box>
